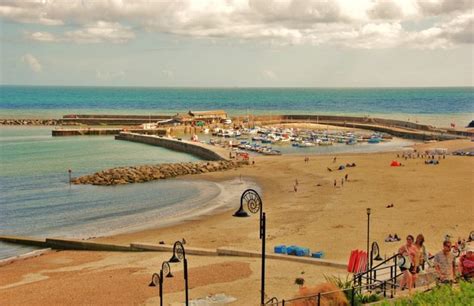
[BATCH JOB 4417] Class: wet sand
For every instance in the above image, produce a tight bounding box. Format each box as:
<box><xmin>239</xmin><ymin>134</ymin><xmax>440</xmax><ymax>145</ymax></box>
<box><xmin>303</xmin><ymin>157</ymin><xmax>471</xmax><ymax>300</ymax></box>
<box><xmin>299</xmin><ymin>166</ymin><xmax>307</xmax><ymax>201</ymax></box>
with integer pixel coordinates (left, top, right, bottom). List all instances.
<box><xmin>1</xmin><ymin>138</ymin><xmax>473</xmax><ymax>305</ymax></box>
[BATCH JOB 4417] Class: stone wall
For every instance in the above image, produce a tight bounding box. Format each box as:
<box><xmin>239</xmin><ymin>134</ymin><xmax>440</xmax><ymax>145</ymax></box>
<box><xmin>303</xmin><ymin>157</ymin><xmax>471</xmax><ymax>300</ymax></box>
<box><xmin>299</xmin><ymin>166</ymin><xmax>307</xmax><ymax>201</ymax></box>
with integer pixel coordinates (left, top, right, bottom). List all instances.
<box><xmin>116</xmin><ymin>132</ymin><xmax>227</xmax><ymax>161</ymax></box>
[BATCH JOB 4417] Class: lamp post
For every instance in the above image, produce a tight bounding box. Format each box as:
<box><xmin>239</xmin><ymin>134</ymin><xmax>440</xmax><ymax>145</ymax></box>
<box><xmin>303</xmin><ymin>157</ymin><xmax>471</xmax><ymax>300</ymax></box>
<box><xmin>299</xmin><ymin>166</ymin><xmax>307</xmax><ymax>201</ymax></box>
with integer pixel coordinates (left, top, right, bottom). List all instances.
<box><xmin>149</xmin><ymin>261</ymin><xmax>173</xmax><ymax>306</ymax></box>
<box><xmin>233</xmin><ymin>189</ymin><xmax>265</xmax><ymax>305</ymax></box>
<box><xmin>169</xmin><ymin>241</ymin><xmax>188</xmax><ymax>306</ymax></box>
<box><xmin>366</xmin><ymin>208</ymin><xmax>371</xmax><ymax>264</ymax></box>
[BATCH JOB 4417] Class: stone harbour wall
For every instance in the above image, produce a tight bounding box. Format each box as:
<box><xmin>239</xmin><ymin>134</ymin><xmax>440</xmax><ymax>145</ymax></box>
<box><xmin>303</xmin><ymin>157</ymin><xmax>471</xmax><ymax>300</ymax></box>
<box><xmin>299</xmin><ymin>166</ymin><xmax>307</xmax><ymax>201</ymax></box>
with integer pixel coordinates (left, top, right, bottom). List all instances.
<box><xmin>115</xmin><ymin>132</ymin><xmax>228</xmax><ymax>161</ymax></box>
<box><xmin>71</xmin><ymin>160</ymin><xmax>247</xmax><ymax>186</ymax></box>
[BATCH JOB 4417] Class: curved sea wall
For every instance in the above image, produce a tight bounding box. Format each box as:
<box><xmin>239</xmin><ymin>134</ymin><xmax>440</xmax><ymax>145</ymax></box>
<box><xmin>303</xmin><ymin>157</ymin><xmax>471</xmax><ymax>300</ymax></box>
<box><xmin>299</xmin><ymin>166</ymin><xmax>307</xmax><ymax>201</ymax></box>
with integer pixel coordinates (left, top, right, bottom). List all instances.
<box><xmin>72</xmin><ymin>160</ymin><xmax>246</xmax><ymax>186</ymax></box>
<box><xmin>115</xmin><ymin>132</ymin><xmax>228</xmax><ymax>161</ymax></box>
<box><xmin>234</xmin><ymin>114</ymin><xmax>470</xmax><ymax>140</ymax></box>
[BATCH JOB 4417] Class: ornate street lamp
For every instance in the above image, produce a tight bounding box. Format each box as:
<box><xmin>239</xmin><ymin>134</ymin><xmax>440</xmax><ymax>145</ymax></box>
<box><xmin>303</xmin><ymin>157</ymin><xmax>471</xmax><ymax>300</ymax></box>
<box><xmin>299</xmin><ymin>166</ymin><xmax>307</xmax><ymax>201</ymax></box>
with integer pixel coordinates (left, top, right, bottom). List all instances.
<box><xmin>169</xmin><ymin>241</ymin><xmax>189</xmax><ymax>306</ymax></box>
<box><xmin>149</xmin><ymin>261</ymin><xmax>173</xmax><ymax>306</ymax></box>
<box><xmin>233</xmin><ymin>189</ymin><xmax>266</xmax><ymax>305</ymax></box>
<box><xmin>370</xmin><ymin>241</ymin><xmax>383</xmax><ymax>267</ymax></box>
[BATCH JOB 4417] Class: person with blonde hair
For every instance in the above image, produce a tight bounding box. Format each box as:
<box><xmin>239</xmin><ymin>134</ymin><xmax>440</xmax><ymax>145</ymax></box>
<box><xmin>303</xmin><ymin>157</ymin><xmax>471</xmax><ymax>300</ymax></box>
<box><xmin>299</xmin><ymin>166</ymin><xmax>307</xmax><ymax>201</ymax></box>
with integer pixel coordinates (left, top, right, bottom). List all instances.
<box><xmin>412</xmin><ymin>234</ymin><xmax>426</xmax><ymax>286</ymax></box>
<box><xmin>398</xmin><ymin>235</ymin><xmax>417</xmax><ymax>291</ymax></box>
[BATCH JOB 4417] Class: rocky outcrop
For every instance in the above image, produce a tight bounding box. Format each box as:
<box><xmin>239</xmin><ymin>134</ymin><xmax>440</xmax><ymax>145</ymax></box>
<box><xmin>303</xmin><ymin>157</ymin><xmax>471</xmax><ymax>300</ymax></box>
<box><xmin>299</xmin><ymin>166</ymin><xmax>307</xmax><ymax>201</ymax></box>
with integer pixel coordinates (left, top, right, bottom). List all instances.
<box><xmin>72</xmin><ymin>160</ymin><xmax>248</xmax><ymax>186</ymax></box>
<box><xmin>0</xmin><ymin>119</ymin><xmax>64</xmax><ymax>126</ymax></box>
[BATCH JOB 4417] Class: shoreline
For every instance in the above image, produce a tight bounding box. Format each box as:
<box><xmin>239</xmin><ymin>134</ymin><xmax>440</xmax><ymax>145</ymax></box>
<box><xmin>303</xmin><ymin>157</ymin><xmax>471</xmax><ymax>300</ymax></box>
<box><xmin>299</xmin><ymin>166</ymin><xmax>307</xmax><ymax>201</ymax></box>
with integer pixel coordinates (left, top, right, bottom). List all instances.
<box><xmin>0</xmin><ymin>177</ymin><xmax>257</xmax><ymax>260</ymax></box>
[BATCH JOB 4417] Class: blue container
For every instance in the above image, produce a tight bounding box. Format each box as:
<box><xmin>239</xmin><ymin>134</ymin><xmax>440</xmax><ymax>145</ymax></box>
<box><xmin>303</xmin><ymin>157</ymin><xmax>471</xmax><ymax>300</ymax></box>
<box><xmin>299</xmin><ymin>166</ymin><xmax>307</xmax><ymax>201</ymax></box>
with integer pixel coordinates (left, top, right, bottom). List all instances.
<box><xmin>312</xmin><ymin>251</ymin><xmax>325</xmax><ymax>258</ymax></box>
<box><xmin>296</xmin><ymin>247</ymin><xmax>310</xmax><ymax>256</ymax></box>
<box><xmin>286</xmin><ymin>245</ymin><xmax>298</xmax><ymax>255</ymax></box>
<box><xmin>274</xmin><ymin>245</ymin><xmax>287</xmax><ymax>254</ymax></box>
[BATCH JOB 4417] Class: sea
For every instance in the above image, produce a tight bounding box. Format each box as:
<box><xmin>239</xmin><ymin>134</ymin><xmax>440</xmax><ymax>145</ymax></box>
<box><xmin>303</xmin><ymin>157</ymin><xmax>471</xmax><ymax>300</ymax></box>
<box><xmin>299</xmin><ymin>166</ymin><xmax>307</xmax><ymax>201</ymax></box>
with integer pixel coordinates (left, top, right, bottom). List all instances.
<box><xmin>0</xmin><ymin>86</ymin><xmax>472</xmax><ymax>259</ymax></box>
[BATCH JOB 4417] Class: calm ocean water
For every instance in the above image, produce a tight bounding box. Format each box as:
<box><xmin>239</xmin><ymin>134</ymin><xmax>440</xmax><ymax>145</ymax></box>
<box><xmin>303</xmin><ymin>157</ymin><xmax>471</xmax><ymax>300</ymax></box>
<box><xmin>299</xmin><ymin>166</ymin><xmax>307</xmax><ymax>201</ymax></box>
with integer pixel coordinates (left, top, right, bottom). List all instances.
<box><xmin>0</xmin><ymin>127</ymin><xmax>217</xmax><ymax>259</ymax></box>
<box><xmin>1</xmin><ymin>86</ymin><xmax>473</xmax><ymax>127</ymax></box>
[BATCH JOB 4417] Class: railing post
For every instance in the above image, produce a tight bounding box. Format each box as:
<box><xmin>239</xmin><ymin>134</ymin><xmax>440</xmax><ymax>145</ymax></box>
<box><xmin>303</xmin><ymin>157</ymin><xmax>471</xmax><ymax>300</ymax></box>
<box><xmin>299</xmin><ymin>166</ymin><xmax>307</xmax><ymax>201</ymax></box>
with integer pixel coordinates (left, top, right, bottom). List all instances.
<box><xmin>317</xmin><ymin>292</ymin><xmax>321</xmax><ymax>306</ymax></box>
<box><xmin>358</xmin><ymin>275</ymin><xmax>362</xmax><ymax>293</ymax></box>
<box><xmin>351</xmin><ymin>287</ymin><xmax>355</xmax><ymax>306</ymax></box>
<box><xmin>390</xmin><ymin>265</ymin><xmax>394</xmax><ymax>298</ymax></box>
<box><xmin>282</xmin><ymin>299</ymin><xmax>285</xmax><ymax>306</ymax></box>
<box><xmin>394</xmin><ymin>255</ymin><xmax>398</xmax><ymax>296</ymax></box>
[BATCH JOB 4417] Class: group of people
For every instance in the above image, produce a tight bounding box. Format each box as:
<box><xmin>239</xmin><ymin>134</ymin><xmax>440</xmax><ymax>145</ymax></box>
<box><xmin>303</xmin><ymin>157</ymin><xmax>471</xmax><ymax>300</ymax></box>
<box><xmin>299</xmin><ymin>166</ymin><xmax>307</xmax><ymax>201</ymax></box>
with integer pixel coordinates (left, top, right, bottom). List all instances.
<box><xmin>396</xmin><ymin>152</ymin><xmax>446</xmax><ymax>160</ymax></box>
<box><xmin>398</xmin><ymin>234</ymin><xmax>428</xmax><ymax>292</ymax></box>
<box><xmin>333</xmin><ymin>174</ymin><xmax>348</xmax><ymax>188</ymax></box>
<box><xmin>398</xmin><ymin>234</ymin><xmax>473</xmax><ymax>292</ymax></box>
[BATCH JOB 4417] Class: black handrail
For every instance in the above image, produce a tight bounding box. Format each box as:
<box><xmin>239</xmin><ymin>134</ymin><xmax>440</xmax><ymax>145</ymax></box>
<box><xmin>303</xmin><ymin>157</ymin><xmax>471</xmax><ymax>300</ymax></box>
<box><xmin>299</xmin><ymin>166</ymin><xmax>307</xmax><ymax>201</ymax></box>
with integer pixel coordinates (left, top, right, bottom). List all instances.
<box><xmin>265</xmin><ymin>297</ymin><xmax>279</xmax><ymax>304</ymax></box>
<box><xmin>266</xmin><ymin>254</ymin><xmax>406</xmax><ymax>305</ymax></box>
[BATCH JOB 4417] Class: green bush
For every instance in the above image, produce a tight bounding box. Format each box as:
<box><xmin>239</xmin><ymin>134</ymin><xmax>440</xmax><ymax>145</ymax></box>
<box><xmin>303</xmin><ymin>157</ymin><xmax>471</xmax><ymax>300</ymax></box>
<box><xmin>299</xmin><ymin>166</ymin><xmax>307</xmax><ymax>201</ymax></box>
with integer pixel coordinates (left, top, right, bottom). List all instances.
<box><xmin>324</xmin><ymin>274</ymin><xmax>381</xmax><ymax>305</ymax></box>
<box><xmin>381</xmin><ymin>281</ymin><xmax>474</xmax><ymax>305</ymax></box>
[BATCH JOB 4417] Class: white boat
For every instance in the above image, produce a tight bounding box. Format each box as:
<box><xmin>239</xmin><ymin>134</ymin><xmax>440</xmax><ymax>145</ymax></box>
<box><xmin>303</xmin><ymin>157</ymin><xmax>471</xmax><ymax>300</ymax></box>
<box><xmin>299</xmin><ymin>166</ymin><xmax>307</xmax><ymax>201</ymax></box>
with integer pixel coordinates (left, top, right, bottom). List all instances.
<box><xmin>298</xmin><ymin>142</ymin><xmax>315</xmax><ymax>147</ymax></box>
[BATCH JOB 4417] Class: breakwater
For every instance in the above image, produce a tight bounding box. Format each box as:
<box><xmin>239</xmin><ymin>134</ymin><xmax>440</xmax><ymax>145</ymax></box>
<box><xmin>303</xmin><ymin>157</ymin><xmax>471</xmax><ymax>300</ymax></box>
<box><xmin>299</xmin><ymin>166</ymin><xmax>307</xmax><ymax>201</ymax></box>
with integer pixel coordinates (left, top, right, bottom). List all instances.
<box><xmin>71</xmin><ymin>160</ymin><xmax>246</xmax><ymax>185</ymax></box>
<box><xmin>52</xmin><ymin>128</ymin><xmax>168</xmax><ymax>137</ymax></box>
<box><xmin>116</xmin><ymin>132</ymin><xmax>229</xmax><ymax>160</ymax></box>
<box><xmin>0</xmin><ymin>118</ymin><xmax>62</xmax><ymax>126</ymax></box>
<box><xmin>235</xmin><ymin>114</ymin><xmax>471</xmax><ymax>140</ymax></box>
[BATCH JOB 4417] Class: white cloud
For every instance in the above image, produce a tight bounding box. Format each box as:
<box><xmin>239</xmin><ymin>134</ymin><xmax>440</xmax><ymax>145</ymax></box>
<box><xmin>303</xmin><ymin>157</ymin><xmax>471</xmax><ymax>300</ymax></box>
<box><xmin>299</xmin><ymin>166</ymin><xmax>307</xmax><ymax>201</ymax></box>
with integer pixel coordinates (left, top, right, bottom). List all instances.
<box><xmin>26</xmin><ymin>21</ymin><xmax>135</xmax><ymax>44</ymax></box>
<box><xmin>2</xmin><ymin>0</ymin><xmax>473</xmax><ymax>49</ymax></box>
<box><xmin>21</xmin><ymin>53</ymin><xmax>42</xmax><ymax>72</ymax></box>
<box><xmin>262</xmin><ymin>69</ymin><xmax>277</xmax><ymax>80</ymax></box>
<box><xmin>96</xmin><ymin>70</ymin><xmax>125</xmax><ymax>81</ymax></box>
<box><xmin>26</xmin><ymin>31</ymin><xmax>59</xmax><ymax>42</ymax></box>
<box><xmin>405</xmin><ymin>13</ymin><xmax>474</xmax><ymax>49</ymax></box>
<box><xmin>416</xmin><ymin>0</ymin><xmax>473</xmax><ymax>16</ymax></box>
<box><xmin>64</xmin><ymin>21</ymin><xmax>135</xmax><ymax>44</ymax></box>
<box><xmin>161</xmin><ymin>70</ymin><xmax>174</xmax><ymax>78</ymax></box>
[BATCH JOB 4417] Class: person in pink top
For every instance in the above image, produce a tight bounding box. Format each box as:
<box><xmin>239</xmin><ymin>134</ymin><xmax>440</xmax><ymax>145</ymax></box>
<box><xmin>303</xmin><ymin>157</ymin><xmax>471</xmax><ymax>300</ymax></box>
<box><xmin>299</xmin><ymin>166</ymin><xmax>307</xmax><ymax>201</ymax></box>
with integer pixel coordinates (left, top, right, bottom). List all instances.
<box><xmin>399</xmin><ymin>235</ymin><xmax>417</xmax><ymax>292</ymax></box>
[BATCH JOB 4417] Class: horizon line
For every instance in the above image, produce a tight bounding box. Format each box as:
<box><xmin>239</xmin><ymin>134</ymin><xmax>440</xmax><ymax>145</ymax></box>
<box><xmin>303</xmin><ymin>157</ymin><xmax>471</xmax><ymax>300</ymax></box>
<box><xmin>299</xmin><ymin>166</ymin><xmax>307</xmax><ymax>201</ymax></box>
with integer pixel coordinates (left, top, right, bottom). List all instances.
<box><xmin>1</xmin><ymin>84</ymin><xmax>473</xmax><ymax>89</ymax></box>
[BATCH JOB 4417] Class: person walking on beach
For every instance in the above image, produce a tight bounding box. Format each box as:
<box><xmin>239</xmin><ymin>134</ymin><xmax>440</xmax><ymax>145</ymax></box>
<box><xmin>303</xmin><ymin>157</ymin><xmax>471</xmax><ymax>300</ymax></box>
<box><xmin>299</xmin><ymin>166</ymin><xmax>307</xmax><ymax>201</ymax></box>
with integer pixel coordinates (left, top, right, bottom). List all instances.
<box><xmin>434</xmin><ymin>240</ymin><xmax>456</xmax><ymax>283</ymax></box>
<box><xmin>344</xmin><ymin>174</ymin><xmax>348</xmax><ymax>181</ymax></box>
<box><xmin>294</xmin><ymin>184</ymin><xmax>298</xmax><ymax>193</ymax></box>
<box><xmin>341</xmin><ymin>178</ymin><xmax>344</xmax><ymax>187</ymax></box>
<box><xmin>333</xmin><ymin>156</ymin><xmax>337</xmax><ymax>163</ymax></box>
<box><xmin>399</xmin><ymin>235</ymin><xmax>417</xmax><ymax>292</ymax></box>
<box><xmin>295</xmin><ymin>179</ymin><xmax>299</xmax><ymax>186</ymax></box>
<box><xmin>334</xmin><ymin>179</ymin><xmax>337</xmax><ymax>187</ymax></box>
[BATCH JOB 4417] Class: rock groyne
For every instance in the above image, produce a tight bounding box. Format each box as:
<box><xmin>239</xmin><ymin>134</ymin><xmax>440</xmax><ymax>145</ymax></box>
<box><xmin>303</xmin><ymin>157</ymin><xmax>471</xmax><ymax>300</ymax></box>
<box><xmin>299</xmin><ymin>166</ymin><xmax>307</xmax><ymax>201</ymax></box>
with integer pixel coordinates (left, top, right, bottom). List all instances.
<box><xmin>0</xmin><ymin>118</ymin><xmax>62</xmax><ymax>126</ymax></box>
<box><xmin>71</xmin><ymin>160</ymin><xmax>246</xmax><ymax>186</ymax></box>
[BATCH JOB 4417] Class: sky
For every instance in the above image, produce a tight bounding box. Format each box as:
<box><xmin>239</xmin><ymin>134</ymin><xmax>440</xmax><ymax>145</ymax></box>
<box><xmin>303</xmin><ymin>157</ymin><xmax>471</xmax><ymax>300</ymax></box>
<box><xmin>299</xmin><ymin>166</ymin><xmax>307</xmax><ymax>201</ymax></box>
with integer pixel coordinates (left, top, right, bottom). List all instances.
<box><xmin>0</xmin><ymin>0</ymin><xmax>473</xmax><ymax>87</ymax></box>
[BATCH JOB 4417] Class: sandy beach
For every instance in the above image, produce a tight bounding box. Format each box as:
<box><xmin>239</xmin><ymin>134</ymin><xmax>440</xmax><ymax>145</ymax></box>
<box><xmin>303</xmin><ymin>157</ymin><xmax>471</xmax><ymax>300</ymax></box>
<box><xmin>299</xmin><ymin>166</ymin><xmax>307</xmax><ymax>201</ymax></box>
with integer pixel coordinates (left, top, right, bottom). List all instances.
<box><xmin>1</xmin><ymin>138</ymin><xmax>473</xmax><ymax>305</ymax></box>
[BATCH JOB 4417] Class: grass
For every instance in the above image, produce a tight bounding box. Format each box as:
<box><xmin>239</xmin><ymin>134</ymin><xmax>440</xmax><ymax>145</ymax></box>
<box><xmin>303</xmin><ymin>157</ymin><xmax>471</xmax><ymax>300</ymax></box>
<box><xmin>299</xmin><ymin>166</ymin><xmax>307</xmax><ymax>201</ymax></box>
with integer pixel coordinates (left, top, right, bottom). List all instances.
<box><xmin>381</xmin><ymin>281</ymin><xmax>474</xmax><ymax>305</ymax></box>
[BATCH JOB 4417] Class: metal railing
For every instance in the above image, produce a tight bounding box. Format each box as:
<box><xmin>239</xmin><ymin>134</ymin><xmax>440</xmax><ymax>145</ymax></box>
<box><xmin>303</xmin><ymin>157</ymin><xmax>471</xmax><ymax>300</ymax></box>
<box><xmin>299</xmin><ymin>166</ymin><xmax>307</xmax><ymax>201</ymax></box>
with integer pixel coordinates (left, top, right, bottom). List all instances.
<box><xmin>354</xmin><ymin>253</ymin><xmax>404</xmax><ymax>298</ymax></box>
<box><xmin>265</xmin><ymin>254</ymin><xmax>404</xmax><ymax>306</ymax></box>
<box><xmin>265</xmin><ymin>283</ymin><xmax>387</xmax><ymax>306</ymax></box>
